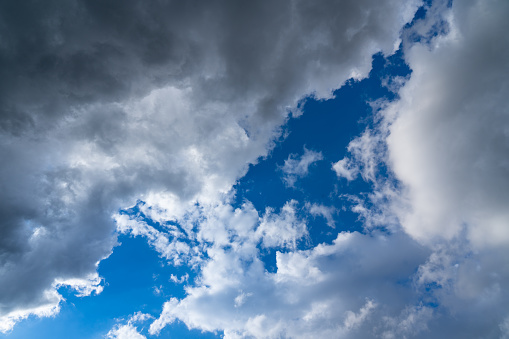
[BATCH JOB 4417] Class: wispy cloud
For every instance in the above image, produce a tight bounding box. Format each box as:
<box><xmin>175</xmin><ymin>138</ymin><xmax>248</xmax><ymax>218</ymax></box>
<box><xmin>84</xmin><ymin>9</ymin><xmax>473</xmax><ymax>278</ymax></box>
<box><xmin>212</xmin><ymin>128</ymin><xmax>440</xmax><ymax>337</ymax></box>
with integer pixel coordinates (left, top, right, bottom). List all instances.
<box><xmin>281</xmin><ymin>148</ymin><xmax>323</xmax><ymax>187</ymax></box>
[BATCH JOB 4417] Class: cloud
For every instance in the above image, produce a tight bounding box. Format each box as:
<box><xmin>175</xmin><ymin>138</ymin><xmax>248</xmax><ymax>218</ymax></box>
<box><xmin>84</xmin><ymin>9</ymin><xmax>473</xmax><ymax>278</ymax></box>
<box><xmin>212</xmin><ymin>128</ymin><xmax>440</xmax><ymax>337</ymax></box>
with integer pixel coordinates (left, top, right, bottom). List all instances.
<box><xmin>332</xmin><ymin>157</ymin><xmax>359</xmax><ymax>181</ymax></box>
<box><xmin>281</xmin><ymin>148</ymin><xmax>323</xmax><ymax>187</ymax></box>
<box><xmin>256</xmin><ymin>200</ymin><xmax>308</xmax><ymax>249</ymax></box>
<box><xmin>116</xmin><ymin>194</ymin><xmax>431</xmax><ymax>338</ymax></box>
<box><xmin>383</xmin><ymin>0</ymin><xmax>509</xmax><ymax>248</ymax></box>
<box><xmin>105</xmin><ymin>312</ymin><xmax>152</xmax><ymax>339</ymax></box>
<box><xmin>0</xmin><ymin>0</ymin><xmax>421</xmax><ymax>330</ymax></box>
<box><xmin>333</xmin><ymin>129</ymin><xmax>385</xmax><ymax>183</ymax></box>
<box><xmin>144</xmin><ymin>215</ymin><xmax>428</xmax><ymax>338</ymax></box>
<box><xmin>305</xmin><ymin>202</ymin><xmax>336</xmax><ymax>228</ymax></box>
<box><xmin>0</xmin><ymin>290</ymin><xmax>62</xmax><ymax>334</ymax></box>
<box><xmin>105</xmin><ymin>324</ymin><xmax>146</xmax><ymax>339</ymax></box>
<box><xmin>379</xmin><ymin>305</ymin><xmax>434</xmax><ymax>339</ymax></box>
<box><xmin>328</xmin><ymin>0</ymin><xmax>509</xmax><ymax>336</ymax></box>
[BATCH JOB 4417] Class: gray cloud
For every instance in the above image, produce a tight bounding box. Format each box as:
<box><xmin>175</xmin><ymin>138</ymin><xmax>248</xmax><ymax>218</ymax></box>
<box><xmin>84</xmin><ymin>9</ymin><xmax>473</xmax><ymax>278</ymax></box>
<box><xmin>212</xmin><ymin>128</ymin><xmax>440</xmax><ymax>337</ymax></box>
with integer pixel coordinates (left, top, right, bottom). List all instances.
<box><xmin>0</xmin><ymin>0</ymin><xmax>420</xmax><ymax>330</ymax></box>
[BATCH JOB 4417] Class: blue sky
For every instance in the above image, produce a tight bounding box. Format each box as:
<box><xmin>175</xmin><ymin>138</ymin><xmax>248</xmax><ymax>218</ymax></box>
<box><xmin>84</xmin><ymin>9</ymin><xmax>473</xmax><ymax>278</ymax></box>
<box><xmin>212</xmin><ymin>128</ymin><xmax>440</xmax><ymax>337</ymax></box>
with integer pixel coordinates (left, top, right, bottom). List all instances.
<box><xmin>1</xmin><ymin>0</ymin><xmax>509</xmax><ymax>338</ymax></box>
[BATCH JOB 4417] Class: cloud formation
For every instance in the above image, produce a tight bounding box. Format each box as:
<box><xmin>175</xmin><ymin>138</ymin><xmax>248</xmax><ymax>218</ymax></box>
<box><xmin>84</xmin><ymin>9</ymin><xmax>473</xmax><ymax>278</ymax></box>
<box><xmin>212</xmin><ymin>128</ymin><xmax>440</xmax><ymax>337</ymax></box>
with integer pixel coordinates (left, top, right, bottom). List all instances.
<box><xmin>106</xmin><ymin>312</ymin><xmax>152</xmax><ymax>339</ymax></box>
<box><xmin>126</xmin><ymin>199</ymin><xmax>427</xmax><ymax>338</ymax></box>
<box><xmin>0</xmin><ymin>0</ymin><xmax>420</xmax><ymax>330</ymax></box>
<box><xmin>281</xmin><ymin>148</ymin><xmax>323</xmax><ymax>187</ymax></box>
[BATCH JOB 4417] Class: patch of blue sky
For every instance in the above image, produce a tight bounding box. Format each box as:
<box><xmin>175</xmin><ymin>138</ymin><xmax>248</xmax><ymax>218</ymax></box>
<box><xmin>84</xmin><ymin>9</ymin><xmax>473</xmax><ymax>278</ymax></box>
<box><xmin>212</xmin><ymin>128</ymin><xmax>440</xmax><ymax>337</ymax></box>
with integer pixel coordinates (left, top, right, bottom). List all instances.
<box><xmin>235</xmin><ymin>49</ymin><xmax>411</xmax><ymax>247</ymax></box>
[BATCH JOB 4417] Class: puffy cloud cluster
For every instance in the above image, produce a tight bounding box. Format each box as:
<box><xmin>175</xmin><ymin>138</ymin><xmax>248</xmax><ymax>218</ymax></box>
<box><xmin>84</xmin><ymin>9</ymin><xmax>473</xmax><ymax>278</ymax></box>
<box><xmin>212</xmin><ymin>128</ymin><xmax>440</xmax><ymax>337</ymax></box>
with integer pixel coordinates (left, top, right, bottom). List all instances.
<box><xmin>117</xmin><ymin>199</ymin><xmax>427</xmax><ymax>338</ymax></box>
<box><xmin>0</xmin><ymin>0</ymin><xmax>421</xmax><ymax>331</ymax></box>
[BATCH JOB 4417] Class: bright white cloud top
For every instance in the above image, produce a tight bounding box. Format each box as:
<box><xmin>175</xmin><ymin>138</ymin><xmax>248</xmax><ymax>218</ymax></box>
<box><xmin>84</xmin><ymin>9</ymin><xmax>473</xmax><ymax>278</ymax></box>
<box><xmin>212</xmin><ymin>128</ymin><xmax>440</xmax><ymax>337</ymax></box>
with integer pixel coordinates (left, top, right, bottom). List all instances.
<box><xmin>0</xmin><ymin>0</ymin><xmax>508</xmax><ymax>338</ymax></box>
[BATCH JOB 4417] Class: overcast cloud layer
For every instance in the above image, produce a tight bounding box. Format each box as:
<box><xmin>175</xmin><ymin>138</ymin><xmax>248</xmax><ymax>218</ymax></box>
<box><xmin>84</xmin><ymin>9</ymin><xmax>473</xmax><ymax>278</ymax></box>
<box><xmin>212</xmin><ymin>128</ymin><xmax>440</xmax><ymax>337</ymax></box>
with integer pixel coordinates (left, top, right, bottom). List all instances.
<box><xmin>0</xmin><ymin>0</ymin><xmax>420</xmax><ymax>332</ymax></box>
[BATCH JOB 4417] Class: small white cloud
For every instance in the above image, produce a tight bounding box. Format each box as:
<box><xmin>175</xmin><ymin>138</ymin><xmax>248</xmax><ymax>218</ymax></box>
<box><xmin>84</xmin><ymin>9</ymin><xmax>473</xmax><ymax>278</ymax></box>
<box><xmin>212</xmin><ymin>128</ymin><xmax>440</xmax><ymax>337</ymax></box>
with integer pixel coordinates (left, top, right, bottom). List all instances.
<box><xmin>105</xmin><ymin>323</ymin><xmax>146</xmax><ymax>339</ymax></box>
<box><xmin>281</xmin><ymin>148</ymin><xmax>323</xmax><ymax>187</ymax></box>
<box><xmin>53</xmin><ymin>272</ymin><xmax>104</xmax><ymax>297</ymax></box>
<box><xmin>170</xmin><ymin>273</ymin><xmax>189</xmax><ymax>284</ymax></box>
<box><xmin>332</xmin><ymin>129</ymin><xmax>385</xmax><ymax>184</ymax></box>
<box><xmin>105</xmin><ymin>312</ymin><xmax>153</xmax><ymax>339</ymax></box>
<box><xmin>114</xmin><ymin>213</ymin><xmax>197</xmax><ymax>266</ymax></box>
<box><xmin>149</xmin><ymin>298</ymin><xmax>179</xmax><ymax>336</ymax></box>
<box><xmin>306</xmin><ymin>202</ymin><xmax>336</xmax><ymax>228</ymax></box>
<box><xmin>332</xmin><ymin>157</ymin><xmax>359</xmax><ymax>181</ymax></box>
<box><xmin>257</xmin><ymin>200</ymin><xmax>308</xmax><ymax>249</ymax></box>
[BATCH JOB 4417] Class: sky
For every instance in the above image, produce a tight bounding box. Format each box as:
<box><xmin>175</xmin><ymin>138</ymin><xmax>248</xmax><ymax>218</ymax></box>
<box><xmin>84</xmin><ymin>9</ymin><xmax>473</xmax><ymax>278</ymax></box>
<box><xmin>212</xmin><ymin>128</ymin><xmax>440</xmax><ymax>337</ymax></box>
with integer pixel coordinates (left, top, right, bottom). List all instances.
<box><xmin>1</xmin><ymin>0</ymin><xmax>509</xmax><ymax>338</ymax></box>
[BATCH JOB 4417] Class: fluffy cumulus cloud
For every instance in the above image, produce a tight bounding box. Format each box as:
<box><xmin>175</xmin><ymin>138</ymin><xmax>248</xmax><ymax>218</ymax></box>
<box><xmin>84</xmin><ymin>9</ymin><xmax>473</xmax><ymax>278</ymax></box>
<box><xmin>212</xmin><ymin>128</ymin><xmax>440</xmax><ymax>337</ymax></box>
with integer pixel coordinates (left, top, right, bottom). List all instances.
<box><xmin>0</xmin><ymin>0</ymin><xmax>421</xmax><ymax>331</ymax></box>
<box><xmin>125</xmin><ymin>198</ymin><xmax>427</xmax><ymax>338</ymax></box>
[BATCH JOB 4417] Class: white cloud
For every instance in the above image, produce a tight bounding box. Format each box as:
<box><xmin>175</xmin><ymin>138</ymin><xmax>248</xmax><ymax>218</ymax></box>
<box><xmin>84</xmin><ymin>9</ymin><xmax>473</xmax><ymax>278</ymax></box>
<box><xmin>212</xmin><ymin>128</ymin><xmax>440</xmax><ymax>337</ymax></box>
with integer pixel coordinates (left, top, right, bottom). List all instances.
<box><xmin>256</xmin><ymin>200</ymin><xmax>308</xmax><ymax>249</ymax></box>
<box><xmin>501</xmin><ymin>316</ymin><xmax>509</xmax><ymax>339</ymax></box>
<box><xmin>140</xmin><ymin>195</ymin><xmax>429</xmax><ymax>338</ymax></box>
<box><xmin>53</xmin><ymin>272</ymin><xmax>104</xmax><ymax>297</ymax></box>
<box><xmin>105</xmin><ymin>312</ymin><xmax>152</xmax><ymax>339</ymax></box>
<box><xmin>234</xmin><ymin>291</ymin><xmax>253</xmax><ymax>308</ymax></box>
<box><xmin>105</xmin><ymin>324</ymin><xmax>146</xmax><ymax>339</ymax></box>
<box><xmin>170</xmin><ymin>273</ymin><xmax>189</xmax><ymax>285</ymax></box>
<box><xmin>333</xmin><ymin>129</ymin><xmax>385</xmax><ymax>184</ymax></box>
<box><xmin>114</xmin><ymin>213</ymin><xmax>198</xmax><ymax>267</ymax></box>
<box><xmin>281</xmin><ymin>148</ymin><xmax>323</xmax><ymax>187</ymax></box>
<box><xmin>332</xmin><ymin>157</ymin><xmax>359</xmax><ymax>181</ymax></box>
<box><xmin>306</xmin><ymin>202</ymin><xmax>336</xmax><ymax>228</ymax></box>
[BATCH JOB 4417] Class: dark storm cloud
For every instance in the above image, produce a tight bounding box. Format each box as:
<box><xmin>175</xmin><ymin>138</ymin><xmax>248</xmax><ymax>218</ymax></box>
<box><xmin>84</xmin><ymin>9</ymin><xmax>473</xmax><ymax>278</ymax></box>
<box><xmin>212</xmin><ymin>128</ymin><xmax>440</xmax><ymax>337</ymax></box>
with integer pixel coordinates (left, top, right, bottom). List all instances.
<box><xmin>0</xmin><ymin>0</ymin><xmax>418</xmax><ymax>329</ymax></box>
